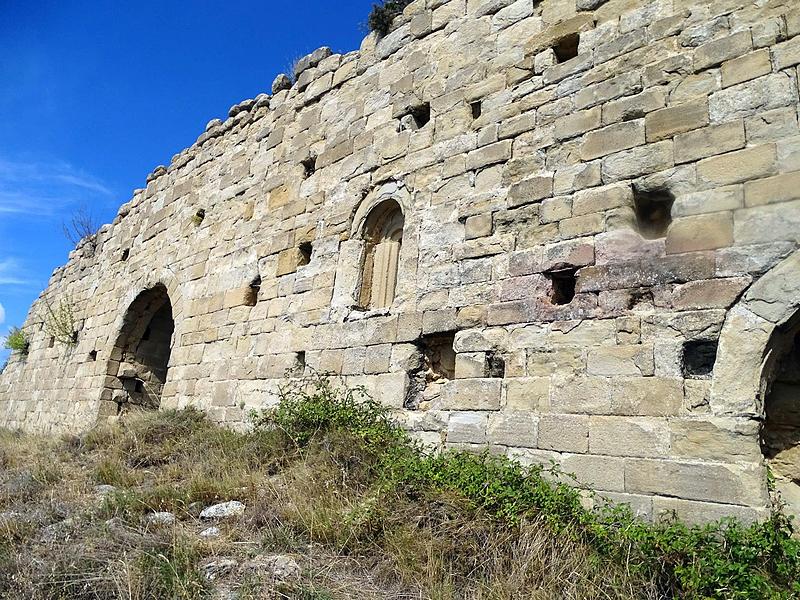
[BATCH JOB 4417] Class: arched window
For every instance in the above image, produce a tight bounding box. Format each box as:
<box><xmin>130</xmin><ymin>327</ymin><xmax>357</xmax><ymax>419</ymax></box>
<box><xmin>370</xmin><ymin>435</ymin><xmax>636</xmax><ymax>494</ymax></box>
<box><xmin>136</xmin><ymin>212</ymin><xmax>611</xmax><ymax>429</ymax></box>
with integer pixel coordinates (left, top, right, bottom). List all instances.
<box><xmin>359</xmin><ymin>199</ymin><xmax>404</xmax><ymax>309</ymax></box>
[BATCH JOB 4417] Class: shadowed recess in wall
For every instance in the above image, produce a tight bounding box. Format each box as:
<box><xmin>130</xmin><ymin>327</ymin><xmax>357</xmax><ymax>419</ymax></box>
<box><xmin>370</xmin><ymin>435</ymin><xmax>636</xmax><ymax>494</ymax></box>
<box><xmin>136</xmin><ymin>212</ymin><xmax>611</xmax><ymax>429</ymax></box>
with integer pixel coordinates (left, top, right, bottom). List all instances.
<box><xmin>107</xmin><ymin>285</ymin><xmax>175</xmax><ymax>413</ymax></box>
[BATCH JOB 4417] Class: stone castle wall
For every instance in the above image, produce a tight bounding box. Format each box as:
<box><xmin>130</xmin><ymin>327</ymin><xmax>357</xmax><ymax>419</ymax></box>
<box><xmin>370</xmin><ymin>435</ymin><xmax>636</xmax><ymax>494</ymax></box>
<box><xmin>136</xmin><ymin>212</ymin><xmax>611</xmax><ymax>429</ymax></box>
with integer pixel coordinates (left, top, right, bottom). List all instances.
<box><xmin>2</xmin><ymin>0</ymin><xmax>800</xmax><ymax>524</ymax></box>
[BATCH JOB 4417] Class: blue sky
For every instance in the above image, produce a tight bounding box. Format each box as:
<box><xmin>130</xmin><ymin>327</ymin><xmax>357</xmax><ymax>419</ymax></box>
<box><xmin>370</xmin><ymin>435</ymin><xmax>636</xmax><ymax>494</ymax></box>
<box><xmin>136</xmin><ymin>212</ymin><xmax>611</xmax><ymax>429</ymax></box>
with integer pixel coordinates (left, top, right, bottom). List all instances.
<box><xmin>0</xmin><ymin>1</ymin><xmax>372</xmax><ymax>361</ymax></box>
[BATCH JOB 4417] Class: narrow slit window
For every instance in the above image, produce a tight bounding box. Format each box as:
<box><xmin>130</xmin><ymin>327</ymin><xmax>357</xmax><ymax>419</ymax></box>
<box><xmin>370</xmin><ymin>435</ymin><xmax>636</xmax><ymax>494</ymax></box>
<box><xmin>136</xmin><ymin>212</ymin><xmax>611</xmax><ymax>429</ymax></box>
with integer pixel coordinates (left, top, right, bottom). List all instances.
<box><xmin>192</xmin><ymin>208</ymin><xmax>206</xmax><ymax>226</ymax></box>
<box><xmin>633</xmin><ymin>187</ymin><xmax>674</xmax><ymax>239</ymax></box>
<box><xmin>89</xmin><ymin>350</ymin><xmax>98</xmax><ymax>362</ymax></box>
<box><xmin>121</xmin><ymin>249</ymin><xmax>130</xmax><ymax>262</ymax></box>
<box><xmin>553</xmin><ymin>33</ymin><xmax>580</xmax><ymax>63</ymax></box>
<box><xmin>487</xmin><ymin>352</ymin><xmax>505</xmax><ymax>378</ymax></box>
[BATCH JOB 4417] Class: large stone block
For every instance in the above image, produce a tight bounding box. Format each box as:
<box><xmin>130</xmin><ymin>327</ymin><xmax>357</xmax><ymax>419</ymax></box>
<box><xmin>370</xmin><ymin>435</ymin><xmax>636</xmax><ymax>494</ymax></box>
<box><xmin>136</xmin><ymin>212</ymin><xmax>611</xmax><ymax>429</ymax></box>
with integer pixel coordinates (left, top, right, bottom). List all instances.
<box><xmin>665</xmin><ymin>213</ymin><xmax>734</xmax><ymax>254</ymax></box>
<box><xmin>674</xmin><ymin>121</ymin><xmax>745</xmax><ymax>164</ymax></box>
<box><xmin>625</xmin><ymin>459</ymin><xmax>767</xmax><ymax>506</ymax></box>
<box><xmin>538</xmin><ymin>414</ymin><xmax>588</xmax><ymax>453</ymax></box>
<box><xmin>487</xmin><ymin>411</ymin><xmax>538</xmax><ymax>447</ymax></box>
<box><xmin>589</xmin><ymin>416</ymin><xmax>670</xmax><ymax>458</ymax></box>
<box><xmin>437</xmin><ymin>379</ymin><xmax>502</xmax><ymax>411</ymax></box>
<box><xmin>696</xmin><ymin>144</ymin><xmax>777</xmax><ymax>186</ymax></box>
<box><xmin>581</xmin><ymin>120</ymin><xmax>645</xmax><ymax>160</ymax></box>
<box><xmin>645</xmin><ymin>99</ymin><xmax>709</xmax><ymax>142</ymax></box>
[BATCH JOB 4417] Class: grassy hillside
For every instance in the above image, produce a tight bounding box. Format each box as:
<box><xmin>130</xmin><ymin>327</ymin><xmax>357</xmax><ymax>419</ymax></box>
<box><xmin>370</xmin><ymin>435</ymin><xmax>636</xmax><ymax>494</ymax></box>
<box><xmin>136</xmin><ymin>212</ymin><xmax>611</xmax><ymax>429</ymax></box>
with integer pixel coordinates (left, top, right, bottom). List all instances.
<box><xmin>1</xmin><ymin>375</ymin><xmax>798</xmax><ymax>599</ymax></box>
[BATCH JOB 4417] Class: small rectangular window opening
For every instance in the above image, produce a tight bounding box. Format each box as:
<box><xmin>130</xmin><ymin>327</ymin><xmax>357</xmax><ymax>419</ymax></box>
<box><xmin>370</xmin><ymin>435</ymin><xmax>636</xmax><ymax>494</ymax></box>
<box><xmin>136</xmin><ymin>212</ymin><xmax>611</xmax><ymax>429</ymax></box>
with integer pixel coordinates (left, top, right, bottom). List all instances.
<box><xmin>419</xmin><ymin>332</ymin><xmax>456</xmax><ymax>381</ymax></box>
<box><xmin>683</xmin><ymin>340</ymin><xmax>718</xmax><ymax>378</ymax></box>
<box><xmin>487</xmin><ymin>352</ymin><xmax>505</xmax><ymax>378</ymax></box>
<box><xmin>553</xmin><ymin>33</ymin><xmax>580</xmax><ymax>63</ymax></box>
<box><xmin>121</xmin><ymin>249</ymin><xmax>130</xmax><ymax>262</ymax></box>
<box><xmin>301</xmin><ymin>156</ymin><xmax>316</xmax><ymax>178</ymax></box>
<box><xmin>546</xmin><ymin>268</ymin><xmax>578</xmax><ymax>305</ymax></box>
<box><xmin>88</xmin><ymin>350</ymin><xmax>98</xmax><ymax>362</ymax></box>
<box><xmin>134</xmin><ymin>380</ymin><xmax>145</xmax><ymax>393</ymax></box>
<box><xmin>244</xmin><ymin>275</ymin><xmax>261</xmax><ymax>307</ymax></box>
<box><xmin>48</xmin><ymin>337</ymin><xmax>55</xmax><ymax>348</ymax></box>
<box><xmin>410</xmin><ymin>103</ymin><xmax>431</xmax><ymax>129</ymax></box>
<box><xmin>634</xmin><ymin>186</ymin><xmax>674</xmax><ymax>239</ymax></box>
<box><xmin>470</xmin><ymin>101</ymin><xmax>482</xmax><ymax>119</ymax></box>
<box><xmin>298</xmin><ymin>241</ymin><xmax>313</xmax><ymax>266</ymax></box>
<box><xmin>192</xmin><ymin>208</ymin><xmax>206</xmax><ymax>226</ymax></box>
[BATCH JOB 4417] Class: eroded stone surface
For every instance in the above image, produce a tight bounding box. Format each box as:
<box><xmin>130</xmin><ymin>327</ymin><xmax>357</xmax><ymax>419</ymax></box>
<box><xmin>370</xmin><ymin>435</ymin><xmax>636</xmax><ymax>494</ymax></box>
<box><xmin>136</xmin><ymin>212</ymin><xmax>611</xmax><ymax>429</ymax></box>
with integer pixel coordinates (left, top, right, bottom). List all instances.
<box><xmin>2</xmin><ymin>0</ymin><xmax>800</xmax><ymax>525</ymax></box>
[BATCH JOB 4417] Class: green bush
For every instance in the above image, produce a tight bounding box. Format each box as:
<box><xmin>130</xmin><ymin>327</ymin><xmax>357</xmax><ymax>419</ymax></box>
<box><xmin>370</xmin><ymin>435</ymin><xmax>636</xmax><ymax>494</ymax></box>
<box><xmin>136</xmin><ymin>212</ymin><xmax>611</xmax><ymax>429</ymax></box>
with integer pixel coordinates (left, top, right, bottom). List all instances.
<box><xmin>368</xmin><ymin>0</ymin><xmax>413</xmax><ymax>35</ymax></box>
<box><xmin>254</xmin><ymin>374</ymin><xmax>800</xmax><ymax>599</ymax></box>
<box><xmin>3</xmin><ymin>327</ymin><xmax>29</xmax><ymax>355</ymax></box>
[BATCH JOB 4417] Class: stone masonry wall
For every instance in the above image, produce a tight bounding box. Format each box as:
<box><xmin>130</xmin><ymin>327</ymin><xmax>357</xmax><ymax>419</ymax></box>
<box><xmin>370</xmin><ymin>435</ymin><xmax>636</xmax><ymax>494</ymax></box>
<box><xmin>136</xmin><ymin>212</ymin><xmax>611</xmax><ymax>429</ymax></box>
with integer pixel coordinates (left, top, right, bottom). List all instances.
<box><xmin>2</xmin><ymin>0</ymin><xmax>800</xmax><ymax>524</ymax></box>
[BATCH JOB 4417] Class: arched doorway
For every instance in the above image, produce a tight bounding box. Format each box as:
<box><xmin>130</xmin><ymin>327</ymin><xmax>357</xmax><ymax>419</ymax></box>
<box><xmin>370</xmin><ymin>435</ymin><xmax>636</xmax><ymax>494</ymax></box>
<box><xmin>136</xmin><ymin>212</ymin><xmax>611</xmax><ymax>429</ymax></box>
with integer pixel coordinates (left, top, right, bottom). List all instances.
<box><xmin>762</xmin><ymin>314</ymin><xmax>800</xmax><ymax>514</ymax></box>
<box><xmin>711</xmin><ymin>250</ymin><xmax>800</xmax><ymax>516</ymax></box>
<box><xmin>107</xmin><ymin>284</ymin><xmax>175</xmax><ymax>412</ymax></box>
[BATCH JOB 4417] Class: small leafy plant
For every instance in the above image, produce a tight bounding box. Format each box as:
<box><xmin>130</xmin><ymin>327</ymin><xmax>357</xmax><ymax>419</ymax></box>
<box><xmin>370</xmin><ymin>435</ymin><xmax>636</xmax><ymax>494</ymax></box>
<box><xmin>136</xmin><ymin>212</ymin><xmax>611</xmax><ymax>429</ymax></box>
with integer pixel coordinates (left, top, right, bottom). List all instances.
<box><xmin>3</xmin><ymin>327</ymin><xmax>29</xmax><ymax>355</ymax></box>
<box><xmin>368</xmin><ymin>0</ymin><xmax>413</xmax><ymax>35</ymax></box>
<box><xmin>43</xmin><ymin>295</ymin><xmax>79</xmax><ymax>345</ymax></box>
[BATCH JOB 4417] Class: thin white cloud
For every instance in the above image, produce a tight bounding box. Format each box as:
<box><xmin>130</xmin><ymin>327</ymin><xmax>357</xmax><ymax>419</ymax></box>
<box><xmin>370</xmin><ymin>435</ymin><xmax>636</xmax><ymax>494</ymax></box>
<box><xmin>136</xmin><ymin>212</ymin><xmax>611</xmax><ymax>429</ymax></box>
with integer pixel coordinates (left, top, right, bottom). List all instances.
<box><xmin>0</xmin><ymin>258</ymin><xmax>34</xmax><ymax>287</ymax></box>
<box><xmin>0</xmin><ymin>156</ymin><xmax>114</xmax><ymax>216</ymax></box>
<box><xmin>0</xmin><ymin>302</ymin><xmax>5</xmax><ymax>326</ymax></box>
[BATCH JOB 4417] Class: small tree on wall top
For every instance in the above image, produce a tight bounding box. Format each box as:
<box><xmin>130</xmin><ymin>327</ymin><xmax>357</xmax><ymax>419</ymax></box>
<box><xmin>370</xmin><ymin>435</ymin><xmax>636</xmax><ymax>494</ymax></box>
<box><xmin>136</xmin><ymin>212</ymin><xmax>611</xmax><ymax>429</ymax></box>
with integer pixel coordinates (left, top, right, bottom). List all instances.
<box><xmin>368</xmin><ymin>0</ymin><xmax>414</xmax><ymax>35</ymax></box>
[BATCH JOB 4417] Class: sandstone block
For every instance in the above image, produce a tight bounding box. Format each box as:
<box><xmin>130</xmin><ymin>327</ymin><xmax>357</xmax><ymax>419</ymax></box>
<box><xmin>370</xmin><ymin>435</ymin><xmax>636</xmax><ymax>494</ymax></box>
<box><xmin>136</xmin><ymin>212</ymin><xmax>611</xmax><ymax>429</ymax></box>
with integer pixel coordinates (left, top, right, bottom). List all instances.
<box><xmin>576</xmin><ymin>72</ymin><xmax>642</xmax><ymax>110</ymax></box>
<box><xmin>721</xmin><ymin>49</ymin><xmax>771</xmax><ymax>88</ymax></box>
<box><xmin>743</xmin><ymin>171</ymin><xmax>800</xmax><ymax>207</ymax></box>
<box><xmin>487</xmin><ymin>411</ymin><xmax>538</xmax><ymax>447</ymax></box>
<box><xmin>602</xmin><ymin>88</ymin><xmax>666</xmax><ymax>125</ymax></box>
<box><xmin>601</xmin><ymin>141</ymin><xmax>674</xmax><ymax>182</ymax></box>
<box><xmin>674</xmin><ymin>120</ymin><xmax>745</xmax><ymax>164</ymax></box>
<box><xmin>455</xmin><ymin>352</ymin><xmax>488</xmax><ymax>378</ymax></box>
<box><xmin>671</xmin><ymin>277</ymin><xmax>750</xmax><ymax>310</ymax></box>
<box><xmin>577</xmin><ymin>253</ymin><xmax>715</xmax><ymax>292</ymax></box>
<box><xmin>694</xmin><ymin>30</ymin><xmax>752</xmax><ymax>71</ymax></box>
<box><xmin>538</xmin><ymin>414</ymin><xmax>588</xmax><ymax>453</ymax></box>
<box><xmin>554</xmin><ymin>106</ymin><xmax>602</xmax><ymax>141</ymax></box>
<box><xmin>589</xmin><ymin>417</ymin><xmax>670</xmax><ymax>458</ymax></box>
<box><xmin>447</xmin><ymin>411</ymin><xmax>488</xmax><ymax>444</ymax></box>
<box><xmin>670</xmin><ymin>417</ymin><xmax>761</xmax><ymax>462</ymax></box>
<box><xmin>549</xmin><ymin>376</ymin><xmax>612</xmax><ymax>415</ymax></box>
<box><xmin>625</xmin><ymin>459</ymin><xmax>767</xmax><ymax>506</ymax></box>
<box><xmin>464</xmin><ymin>213</ymin><xmax>493</xmax><ymax>239</ymax></box>
<box><xmin>571</xmin><ymin>182</ymin><xmax>632</xmax><ymax>216</ymax></box>
<box><xmin>609</xmin><ymin>378</ymin><xmax>683</xmax><ymax>417</ymax></box>
<box><xmin>696</xmin><ymin>144</ymin><xmax>777</xmax><ymax>186</ymax></box>
<box><xmin>508</xmin><ymin>175</ymin><xmax>554</xmax><ymax>208</ymax></box>
<box><xmin>645</xmin><ymin>99</ymin><xmax>709</xmax><ymax>142</ymax></box>
<box><xmin>438</xmin><ymin>379</ymin><xmax>502</xmax><ymax>411</ymax></box>
<box><xmin>276</xmin><ymin>248</ymin><xmax>304</xmax><ymax>276</ymax></box>
<box><xmin>673</xmin><ymin>184</ymin><xmax>743</xmax><ymax>217</ymax></box>
<box><xmin>665</xmin><ymin>213</ymin><xmax>734</xmax><ymax>254</ymax></box>
<box><xmin>562</xmin><ymin>454</ymin><xmax>625</xmax><ymax>492</ymax></box>
<box><xmin>709</xmin><ymin>73</ymin><xmax>796</xmax><ymax>122</ymax></box>
<box><xmin>505</xmin><ymin>377</ymin><xmax>550</xmax><ymax>411</ymax></box>
<box><xmin>587</xmin><ymin>344</ymin><xmax>655</xmax><ymax>377</ymax></box>
<box><xmin>771</xmin><ymin>35</ymin><xmax>800</xmax><ymax>70</ymax></box>
<box><xmin>581</xmin><ymin>120</ymin><xmax>645</xmax><ymax>160</ymax></box>
<box><xmin>467</xmin><ymin>140</ymin><xmax>512</xmax><ymax>170</ymax></box>
<box><xmin>652</xmin><ymin>497</ymin><xmax>766</xmax><ymax>526</ymax></box>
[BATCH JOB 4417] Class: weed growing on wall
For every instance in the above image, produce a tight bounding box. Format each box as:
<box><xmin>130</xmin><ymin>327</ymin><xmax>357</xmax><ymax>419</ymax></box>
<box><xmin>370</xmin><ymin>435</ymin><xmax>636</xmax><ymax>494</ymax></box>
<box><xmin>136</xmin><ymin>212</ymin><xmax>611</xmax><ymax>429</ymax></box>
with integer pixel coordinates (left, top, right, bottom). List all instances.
<box><xmin>43</xmin><ymin>295</ymin><xmax>79</xmax><ymax>345</ymax></box>
<box><xmin>3</xmin><ymin>327</ymin><xmax>29</xmax><ymax>355</ymax></box>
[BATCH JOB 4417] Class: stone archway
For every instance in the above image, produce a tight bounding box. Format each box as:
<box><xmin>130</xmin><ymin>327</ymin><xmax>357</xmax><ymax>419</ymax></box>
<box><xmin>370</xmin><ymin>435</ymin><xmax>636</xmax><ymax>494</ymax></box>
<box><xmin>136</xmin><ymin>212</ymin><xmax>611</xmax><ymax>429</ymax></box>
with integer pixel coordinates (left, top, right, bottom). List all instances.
<box><xmin>105</xmin><ymin>284</ymin><xmax>175</xmax><ymax>413</ymax></box>
<box><xmin>711</xmin><ymin>250</ymin><xmax>800</xmax><ymax>514</ymax></box>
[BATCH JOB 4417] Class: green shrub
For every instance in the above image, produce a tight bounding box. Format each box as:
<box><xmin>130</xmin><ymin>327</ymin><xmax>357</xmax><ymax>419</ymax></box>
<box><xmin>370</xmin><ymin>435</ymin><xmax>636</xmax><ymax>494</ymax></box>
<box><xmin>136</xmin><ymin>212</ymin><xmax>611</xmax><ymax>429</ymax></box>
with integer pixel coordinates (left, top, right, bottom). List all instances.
<box><xmin>43</xmin><ymin>295</ymin><xmax>79</xmax><ymax>345</ymax></box>
<box><xmin>3</xmin><ymin>327</ymin><xmax>28</xmax><ymax>355</ymax></box>
<box><xmin>368</xmin><ymin>0</ymin><xmax>413</xmax><ymax>35</ymax></box>
<box><xmin>254</xmin><ymin>374</ymin><xmax>800</xmax><ymax>599</ymax></box>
